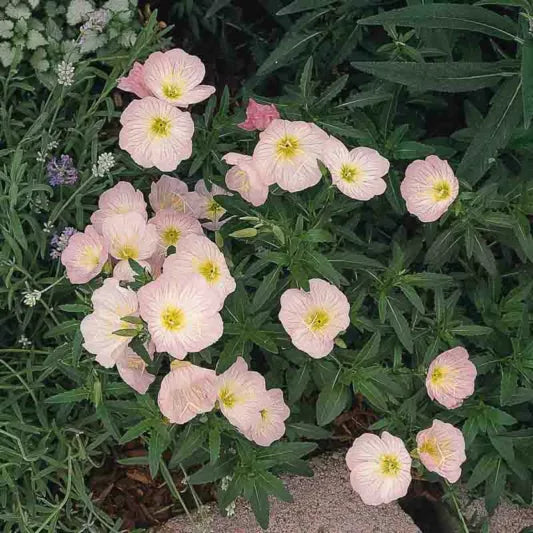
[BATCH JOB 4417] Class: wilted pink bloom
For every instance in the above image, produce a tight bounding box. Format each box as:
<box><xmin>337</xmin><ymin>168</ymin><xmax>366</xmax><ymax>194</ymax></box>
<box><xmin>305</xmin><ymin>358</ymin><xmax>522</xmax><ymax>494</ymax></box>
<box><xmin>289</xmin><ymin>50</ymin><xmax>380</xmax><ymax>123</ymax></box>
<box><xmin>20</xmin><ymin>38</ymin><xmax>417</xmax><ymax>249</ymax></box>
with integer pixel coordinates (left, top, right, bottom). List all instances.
<box><xmin>238</xmin><ymin>98</ymin><xmax>280</xmax><ymax>131</ymax></box>
<box><xmin>223</xmin><ymin>152</ymin><xmax>269</xmax><ymax>207</ymax></box>
<box><xmin>346</xmin><ymin>431</ymin><xmax>412</xmax><ymax>506</ymax></box>
<box><xmin>113</xmin><ymin>259</ymin><xmax>152</xmax><ymax>282</ymax></box>
<box><xmin>322</xmin><ymin>137</ymin><xmax>389</xmax><ymax>200</ymax></box>
<box><xmin>253</xmin><ymin>119</ymin><xmax>328</xmax><ymax>192</ymax></box>
<box><xmin>102</xmin><ymin>212</ymin><xmax>158</xmax><ymax>262</ymax></box>
<box><xmin>119</xmin><ymin>97</ymin><xmax>194</xmax><ymax>172</ymax></box>
<box><xmin>417</xmin><ymin>420</ymin><xmax>466</xmax><ymax>483</ymax></box>
<box><xmin>117</xmin><ymin>62</ymin><xmax>152</xmax><ymax>98</ymax></box>
<box><xmin>163</xmin><ymin>234</ymin><xmax>236</xmax><ymax>308</ymax></box>
<box><xmin>215</xmin><ymin>357</ymin><xmax>266</xmax><ymax>432</ymax></box>
<box><xmin>400</xmin><ymin>155</ymin><xmax>459</xmax><ymax>223</ymax></box>
<box><xmin>116</xmin><ymin>345</ymin><xmax>155</xmax><ymax>394</ymax></box>
<box><xmin>61</xmin><ymin>225</ymin><xmax>108</xmax><ymax>284</ymax></box>
<box><xmin>158</xmin><ymin>361</ymin><xmax>217</xmax><ymax>424</ymax></box>
<box><xmin>149</xmin><ymin>210</ymin><xmax>204</xmax><ymax>253</ymax></box>
<box><xmin>243</xmin><ymin>388</ymin><xmax>290</xmax><ymax>447</ymax></box>
<box><xmin>137</xmin><ymin>274</ymin><xmax>223</xmax><ymax>359</ymax></box>
<box><xmin>80</xmin><ymin>278</ymin><xmax>138</xmax><ymax>368</ymax></box>
<box><xmin>426</xmin><ymin>347</ymin><xmax>476</xmax><ymax>409</ymax></box>
<box><xmin>188</xmin><ymin>179</ymin><xmax>231</xmax><ymax>230</ymax></box>
<box><xmin>143</xmin><ymin>49</ymin><xmax>215</xmax><ymax>107</ymax></box>
<box><xmin>279</xmin><ymin>279</ymin><xmax>350</xmax><ymax>358</ymax></box>
<box><xmin>90</xmin><ymin>181</ymin><xmax>147</xmax><ymax>234</ymax></box>
<box><xmin>149</xmin><ymin>175</ymin><xmax>194</xmax><ymax>214</ymax></box>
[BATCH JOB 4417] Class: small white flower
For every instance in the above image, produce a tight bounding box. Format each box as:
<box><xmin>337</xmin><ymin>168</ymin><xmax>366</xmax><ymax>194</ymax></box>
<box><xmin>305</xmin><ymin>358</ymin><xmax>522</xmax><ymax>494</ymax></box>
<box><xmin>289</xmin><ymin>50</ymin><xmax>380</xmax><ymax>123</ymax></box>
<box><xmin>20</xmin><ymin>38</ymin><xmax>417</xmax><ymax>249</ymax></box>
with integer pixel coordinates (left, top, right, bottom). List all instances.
<box><xmin>48</xmin><ymin>140</ymin><xmax>59</xmax><ymax>150</ymax></box>
<box><xmin>225</xmin><ymin>501</ymin><xmax>236</xmax><ymax>517</ymax></box>
<box><xmin>22</xmin><ymin>289</ymin><xmax>42</xmax><ymax>307</ymax></box>
<box><xmin>220</xmin><ymin>475</ymin><xmax>233</xmax><ymax>491</ymax></box>
<box><xmin>56</xmin><ymin>60</ymin><xmax>75</xmax><ymax>87</ymax></box>
<box><xmin>36</xmin><ymin>150</ymin><xmax>46</xmax><ymax>163</ymax></box>
<box><xmin>91</xmin><ymin>152</ymin><xmax>115</xmax><ymax>177</ymax></box>
<box><xmin>43</xmin><ymin>221</ymin><xmax>54</xmax><ymax>233</ymax></box>
<box><xmin>18</xmin><ymin>335</ymin><xmax>32</xmax><ymax>348</ymax></box>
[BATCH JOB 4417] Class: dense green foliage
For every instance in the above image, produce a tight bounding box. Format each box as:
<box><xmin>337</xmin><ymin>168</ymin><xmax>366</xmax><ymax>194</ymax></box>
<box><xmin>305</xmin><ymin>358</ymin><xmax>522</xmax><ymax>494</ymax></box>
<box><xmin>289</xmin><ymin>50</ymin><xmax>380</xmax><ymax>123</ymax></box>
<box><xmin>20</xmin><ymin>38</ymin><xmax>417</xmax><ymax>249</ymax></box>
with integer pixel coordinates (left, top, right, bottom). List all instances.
<box><xmin>1</xmin><ymin>0</ymin><xmax>533</xmax><ymax>531</ymax></box>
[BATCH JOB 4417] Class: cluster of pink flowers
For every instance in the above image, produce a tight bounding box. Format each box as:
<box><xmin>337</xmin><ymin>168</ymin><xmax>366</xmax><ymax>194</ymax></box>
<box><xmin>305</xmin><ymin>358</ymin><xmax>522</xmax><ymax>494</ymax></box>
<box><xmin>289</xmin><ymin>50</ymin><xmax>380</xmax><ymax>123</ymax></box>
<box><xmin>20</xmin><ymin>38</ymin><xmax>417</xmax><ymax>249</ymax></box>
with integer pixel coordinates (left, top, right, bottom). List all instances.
<box><xmin>345</xmin><ymin>346</ymin><xmax>476</xmax><ymax>505</ymax></box>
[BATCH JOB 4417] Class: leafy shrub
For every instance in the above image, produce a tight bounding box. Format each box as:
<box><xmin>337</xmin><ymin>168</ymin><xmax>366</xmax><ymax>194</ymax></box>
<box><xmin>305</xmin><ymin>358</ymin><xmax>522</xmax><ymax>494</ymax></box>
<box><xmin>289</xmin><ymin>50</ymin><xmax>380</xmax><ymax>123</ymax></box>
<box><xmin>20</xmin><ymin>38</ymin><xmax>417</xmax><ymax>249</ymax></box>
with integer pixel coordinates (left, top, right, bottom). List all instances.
<box><xmin>2</xmin><ymin>0</ymin><xmax>533</xmax><ymax>531</ymax></box>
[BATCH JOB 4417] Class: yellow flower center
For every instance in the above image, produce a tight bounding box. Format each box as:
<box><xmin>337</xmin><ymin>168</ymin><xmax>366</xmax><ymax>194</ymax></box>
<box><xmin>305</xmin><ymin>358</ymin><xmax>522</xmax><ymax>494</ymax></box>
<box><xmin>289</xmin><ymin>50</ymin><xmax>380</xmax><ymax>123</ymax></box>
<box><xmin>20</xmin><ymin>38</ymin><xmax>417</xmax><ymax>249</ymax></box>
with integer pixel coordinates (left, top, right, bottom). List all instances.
<box><xmin>161</xmin><ymin>306</ymin><xmax>185</xmax><ymax>331</ymax></box>
<box><xmin>80</xmin><ymin>246</ymin><xmax>101</xmax><ymax>268</ymax></box>
<box><xmin>162</xmin><ymin>81</ymin><xmax>184</xmax><ymax>100</ymax></box>
<box><xmin>236</xmin><ymin>170</ymin><xmax>250</xmax><ymax>192</ymax></box>
<box><xmin>219</xmin><ymin>386</ymin><xmax>236</xmax><ymax>408</ymax></box>
<box><xmin>207</xmin><ymin>199</ymin><xmax>224</xmax><ymax>219</ymax></box>
<box><xmin>339</xmin><ymin>163</ymin><xmax>361</xmax><ymax>183</ymax></box>
<box><xmin>150</xmin><ymin>116</ymin><xmax>172</xmax><ymax>138</ymax></box>
<box><xmin>379</xmin><ymin>454</ymin><xmax>401</xmax><ymax>477</ymax></box>
<box><xmin>260</xmin><ymin>408</ymin><xmax>269</xmax><ymax>421</ymax></box>
<box><xmin>117</xmin><ymin>244</ymin><xmax>138</xmax><ymax>260</ymax></box>
<box><xmin>431</xmin><ymin>180</ymin><xmax>451</xmax><ymax>202</ymax></box>
<box><xmin>171</xmin><ymin>360</ymin><xmax>192</xmax><ymax>370</ymax></box>
<box><xmin>162</xmin><ymin>226</ymin><xmax>181</xmax><ymax>246</ymax></box>
<box><xmin>430</xmin><ymin>365</ymin><xmax>448</xmax><ymax>386</ymax></box>
<box><xmin>198</xmin><ymin>259</ymin><xmax>221</xmax><ymax>283</ymax></box>
<box><xmin>419</xmin><ymin>438</ymin><xmax>439</xmax><ymax>459</ymax></box>
<box><xmin>276</xmin><ymin>135</ymin><xmax>301</xmax><ymax>160</ymax></box>
<box><xmin>305</xmin><ymin>308</ymin><xmax>330</xmax><ymax>332</ymax></box>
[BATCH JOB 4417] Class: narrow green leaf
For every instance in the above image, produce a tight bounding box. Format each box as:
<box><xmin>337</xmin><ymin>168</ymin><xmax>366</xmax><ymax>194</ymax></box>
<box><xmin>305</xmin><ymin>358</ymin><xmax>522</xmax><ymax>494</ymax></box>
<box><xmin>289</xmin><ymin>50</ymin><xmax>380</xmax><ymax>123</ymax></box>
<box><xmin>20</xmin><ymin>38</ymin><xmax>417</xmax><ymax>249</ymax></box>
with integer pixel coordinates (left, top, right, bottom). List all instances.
<box><xmin>252</xmin><ymin>266</ymin><xmax>281</xmax><ymax>312</ymax></box>
<box><xmin>119</xmin><ymin>419</ymin><xmax>154</xmax><ymax>444</ymax></box>
<box><xmin>169</xmin><ymin>425</ymin><xmax>207</xmax><ymax>468</ymax></box>
<box><xmin>522</xmin><ymin>37</ymin><xmax>533</xmax><ymax>128</ymax></box>
<box><xmin>316</xmin><ymin>384</ymin><xmax>349</xmax><ymax>426</ymax></box>
<box><xmin>336</xmin><ymin>90</ymin><xmax>392</xmax><ymax>109</ymax></box>
<box><xmin>300</xmin><ymin>56</ymin><xmax>313</xmax><ymax>100</ymax></box>
<box><xmin>467</xmin><ymin>454</ymin><xmax>499</xmax><ymax>489</ymax></box>
<box><xmin>399</xmin><ymin>284</ymin><xmax>425</xmax><ymax>314</ymax></box>
<box><xmin>244</xmin><ymin>479</ymin><xmax>270</xmax><ymax>530</ymax></box>
<box><xmin>386</xmin><ymin>297</ymin><xmax>413</xmax><ymax>352</ymax></box>
<box><xmin>450</xmin><ymin>324</ymin><xmax>493</xmax><ymax>336</ymax></box>
<box><xmin>287</xmin><ymin>365</ymin><xmax>310</xmax><ymax>404</ymax></box>
<box><xmin>277</xmin><ymin>0</ymin><xmax>336</xmax><ymax>16</ymax></box>
<box><xmin>45</xmin><ymin>388</ymin><xmax>90</xmax><ymax>404</ymax></box>
<box><xmin>471</xmin><ymin>231</ymin><xmax>497</xmax><ymax>275</ymax></box>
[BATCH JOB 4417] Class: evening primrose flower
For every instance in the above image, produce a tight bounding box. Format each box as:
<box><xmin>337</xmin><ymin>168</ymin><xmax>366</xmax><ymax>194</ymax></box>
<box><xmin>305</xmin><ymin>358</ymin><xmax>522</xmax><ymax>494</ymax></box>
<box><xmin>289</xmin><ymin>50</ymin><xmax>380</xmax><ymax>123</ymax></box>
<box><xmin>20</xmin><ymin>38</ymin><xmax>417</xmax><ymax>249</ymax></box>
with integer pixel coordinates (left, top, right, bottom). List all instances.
<box><xmin>116</xmin><ymin>345</ymin><xmax>155</xmax><ymax>395</ymax></box>
<box><xmin>238</xmin><ymin>98</ymin><xmax>280</xmax><ymax>132</ymax></box>
<box><xmin>215</xmin><ymin>357</ymin><xmax>266</xmax><ymax>432</ymax></box>
<box><xmin>426</xmin><ymin>347</ymin><xmax>476</xmax><ymax>409</ymax></box>
<box><xmin>61</xmin><ymin>225</ymin><xmax>108</xmax><ymax>284</ymax></box>
<box><xmin>143</xmin><ymin>48</ymin><xmax>215</xmax><ymax>107</ymax></box>
<box><xmin>279</xmin><ymin>279</ymin><xmax>350</xmax><ymax>358</ymax></box>
<box><xmin>149</xmin><ymin>210</ymin><xmax>204</xmax><ymax>253</ymax></box>
<box><xmin>137</xmin><ymin>274</ymin><xmax>223</xmax><ymax>359</ymax></box>
<box><xmin>400</xmin><ymin>155</ymin><xmax>459</xmax><ymax>223</ymax></box>
<box><xmin>223</xmin><ymin>152</ymin><xmax>269</xmax><ymax>207</ymax></box>
<box><xmin>80</xmin><ymin>278</ymin><xmax>138</xmax><ymax>368</ymax></box>
<box><xmin>252</xmin><ymin>119</ymin><xmax>328</xmax><ymax>192</ymax></box>
<box><xmin>149</xmin><ymin>175</ymin><xmax>194</xmax><ymax>214</ymax></box>
<box><xmin>101</xmin><ymin>212</ymin><xmax>158</xmax><ymax>263</ymax></box>
<box><xmin>188</xmin><ymin>179</ymin><xmax>231</xmax><ymax>231</ymax></box>
<box><xmin>346</xmin><ymin>432</ymin><xmax>412</xmax><ymax>506</ymax></box>
<box><xmin>90</xmin><ymin>181</ymin><xmax>147</xmax><ymax>234</ymax></box>
<box><xmin>119</xmin><ymin>97</ymin><xmax>194</xmax><ymax>172</ymax></box>
<box><xmin>243</xmin><ymin>388</ymin><xmax>290</xmax><ymax>447</ymax></box>
<box><xmin>158</xmin><ymin>361</ymin><xmax>217</xmax><ymax>424</ymax></box>
<box><xmin>416</xmin><ymin>420</ymin><xmax>466</xmax><ymax>483</ymax></box>
<box><xmin>163</xmin><ymin>234</ymin><xmax>236</xmax><ymax>309</ymax></box>
<box><xmin>117</xmin><ymin>61</ymin><xmax>152</xmax><ymax>98</ymax></box>
<box><xmin>322</xmin><ymin>136</ymin><xmax>389</xmax><ymax>200</ymax></box>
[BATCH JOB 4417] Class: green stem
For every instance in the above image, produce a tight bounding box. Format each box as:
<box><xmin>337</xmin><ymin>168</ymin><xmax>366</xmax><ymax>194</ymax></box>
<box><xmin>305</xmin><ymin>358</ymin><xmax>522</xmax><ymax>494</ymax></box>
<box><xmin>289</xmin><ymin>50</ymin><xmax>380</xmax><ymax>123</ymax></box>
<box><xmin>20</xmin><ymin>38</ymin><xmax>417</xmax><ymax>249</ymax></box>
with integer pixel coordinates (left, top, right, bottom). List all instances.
<box><xmin>446</xmin><ymin>481</ymin><xmax>469</xmax><ymax>533</ymax></box>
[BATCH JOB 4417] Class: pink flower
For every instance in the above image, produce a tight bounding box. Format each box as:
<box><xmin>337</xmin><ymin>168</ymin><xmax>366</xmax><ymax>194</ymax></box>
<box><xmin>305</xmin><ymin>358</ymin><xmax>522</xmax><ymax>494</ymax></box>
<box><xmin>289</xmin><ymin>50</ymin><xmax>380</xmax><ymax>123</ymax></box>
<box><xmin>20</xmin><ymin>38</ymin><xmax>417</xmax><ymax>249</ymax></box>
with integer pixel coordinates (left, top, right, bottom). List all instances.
<box><xmin>243</xmin><ymin>388</ymin><xmax>290</xmax><ymax>447</ymax></box>
<box><xmin>400</xmin><ymin>155</ymin><xmax>459</xmax><ymax>223</ymax></box>
<box><xmin>116</xmin><ymin>345</ymin><xmax>155</xmax><ymax>394</ymax></box>
<box><xmin>188</xmin><ymin>179</ymin><xmax>231</xmax><ymax>230</ymax></box>
<box><xmin>61</xmin><ymin>225</ymin><xmax>108</xmax><ymax>284</ymax></box>
<box><xmin>238</xmin><ymin>98</ymin><xmax>280</xmax><ymax>131</ymax></box>
<box><xmin>426</xmin><ymin>347</ymin><xmax>476</xmax><ymax>409</ymax></box>
<box><xmin>322</xmin><ymin>137</ymin><xmax>389</xmax><ymax>200</ymax></box>
<box><xmin>215</xmin><ymin>357</ymin><xmax>266</xmax><ymax>432</ymax></box>
<box><xmin>117</xmin><ymin>62</ymin><xmax>152</xmax><ymax>98</ymax></box>
<box><xmin>119</xmin><ymin>97</ymin><xmax>194</xmax><ymax>172</ymax></box>
<box><xmin>143</xmin><ymin>49</ymin><xmax>215</xmax><ymax>107</ymax></box>
<box><xmin>253</xmin><ymin>119</ymin><xmax>328</xmax><ymax>192</ymax></box>
<box><xmin>163</xmin><ymin>234</ymin><xmax>236</xmax><ymax>309</ymax></box>
<box><xmin>102</xmin><ymin>212</ymin><xmax>158</xmax><ymax>263</ymax></box>
<box><xmin>279</xmin><ymin>279</ymin><xmax>350</xmax><ymax>358</ymax></box>
<box><xmin>113</xmin><ymin>259</ymin><xmax>152</xmax><ymax>282</ymax></box>
<box><xmin>90</xmin><ymin>181</ymin><xmax>147</xmax><ymax>234</ymax></box>
<box><xmin>137</xmin><ymin>274</ymin><xmax>223</xmax><ymax>359</ymax></box>
<box><xmin>222</xmin><ymin>152</ymin><xmax>269</xmax><ymax>207</ymax></box>
<box><xmin>149</xmin><ymin>209</ymin><xmax>204</xmax><ymax>253</ymax></box>
<box><xmin>80</xmin><ymin>278</ymin><xmax>138</xmax><ymax>368</ymax></box>
<box><xmin>416</xmin><ymin>420</ymin><xmax>466</xmax><ymax>483</ymax></box>
<box><xmin>158</xmin><ymin>361</ymin><xmax>217</xmax><ymax>424</ymax></box>
<box><xmin>149</xmin><ymin>175</ymin><xmax>194</xmax><ymax>214</ymax></box>
<box><xmin>346</xmin><ymin>431</ymin><xmax>412</xmax><ymax>506</ymax></box>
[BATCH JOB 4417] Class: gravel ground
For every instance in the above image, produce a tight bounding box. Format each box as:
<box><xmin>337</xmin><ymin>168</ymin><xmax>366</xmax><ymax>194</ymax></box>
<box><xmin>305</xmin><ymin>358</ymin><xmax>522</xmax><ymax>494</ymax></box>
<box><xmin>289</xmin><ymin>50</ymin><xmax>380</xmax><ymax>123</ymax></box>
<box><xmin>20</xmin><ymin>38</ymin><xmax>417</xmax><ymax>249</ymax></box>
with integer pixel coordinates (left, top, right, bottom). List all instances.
<box><xmin>158</xmin><ymin>452</ymin><xmax>421</xmax><ymax>533</ymax></box>
<box><xmin>463</xmin><ymin>496</ymin><xmax>533</xmax><ymax>533</ymax></box>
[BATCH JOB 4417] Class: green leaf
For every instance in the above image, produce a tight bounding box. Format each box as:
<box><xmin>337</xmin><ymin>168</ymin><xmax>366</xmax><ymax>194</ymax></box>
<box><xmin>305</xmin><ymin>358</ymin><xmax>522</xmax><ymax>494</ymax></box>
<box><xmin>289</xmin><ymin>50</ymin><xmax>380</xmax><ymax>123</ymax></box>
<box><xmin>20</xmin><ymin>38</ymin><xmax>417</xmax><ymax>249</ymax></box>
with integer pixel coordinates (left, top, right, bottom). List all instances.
<box><xmin>209</xmin><ymin>428</ymin><xmax>221</xmax><ymax>464</ymax></box>
<box><xmin>305</xmin><ymin>249</ymin><xmax>343</xmax><ymax>285</ymax></box>
<box><xmin>205</xmin><ymin>0</ymin><xmax>231</xmax><ymax>18</ymax></box>
<box><xmin>467</xmin><ymin>453</ymin><xmax>499</xmax><ymax>489</ymax></box>
<box><xmin>354</xmin><ymin>378</ymin><xmax>388</xmax><ymax>411</ymax></box>
<box><xmin>500</xmin><ymin>367</ymin><xmax>518</xmax><ymax>406</ymax></box>
<box><xmin>45</xmin><ymin>388</ymin><xmax>90</xmax><ymax>404</ymax></box>
<box><xmin>393</xmin><ymin>141</ymin><xmax>434</xmax><ymax>160</ymax></box>
<box><xmin>256</xmin><ymin>470</ymin><xmax>293</xmax><ymax>503</ymax></box>
<box><xmin>386</xmin><ymin>297</ymin><xmax>413</xmax><ymax>352</ymax></box>
<box><xmin>457</xmin><ymin>77</ymin><xmax>523</xmax><ymax>185</ymax></box>
<box><xmin>252</xmin><ymin>266</ymin><xmax>281</xmax><ymax>313</ymax></box>
<box><xmin>450</xmin><ymin>325</ymin><xmax>493</xmax><ymax>336</ymax></box>
<box><xmin>471</xmin><ymin>231</ymin><xmax>497</xmax><ymax>275</ymax></box>
<box><xmin>119</xmin><ymin>419</ymin><xmax>154</xmax><ymax>444</ymax></box>
<box><xmin>522</xmin><ymin>37</ymin><xmax>533</xmax><ymax>128</ymax></box>
<box><xmin>244</xmin><ymin>479</ymin><xmax>270</xmax><ymax>530</ymax></box>
<box><xmin>256</xmin><ymin>442</ymin><xmax>317</xmax><ymax>466</ymax></box>
<box><xmin>485</xmin><ymin>459</ymin><xmax>507</xmax><ymax>512</ymax></box>
<box><xmin>277</xmin><ymin>0</ymin><xmax>336</xmax><ymax>16</ymax></box>
<box><xmin>286</xmin><ymin>422</ymin><xmax>331</xmax><ymax>439</ymax></box>
<box><xmin>188</xmin><ymin>456</ymin><xmax>238</xmax><ymax>484</ymax></box>
<box><xmin>351</xmin><ymin>61</ymin><xmax>516</xmax><ymax>92</ymax></box>
<box><xmin>512</xmin><ymin>213</ymin><xmax>533</xmax><ymax>262</ymax></box>
<box><xmin>336</xmin><ymin>90</ymin><xmax>392</xmax><ymax>109</ymax></box>
<box><xmin>351</xmin><ymin>332</ymin><xmax>381</xmax><ymax>366</ymax></box>
<box><xmin>399</xmin><ymin>284</ymin><xmax>425</xmax><ymax>314</ymax></box>
<box><xmin>316</xmin><ymin>384</ymin><xmax>350</xmax><ymax>426</ymax></box>
<box><xmin>287</xmin><ymin>365</ymin><xmax>310</xmax><ymax>404</ymax></box>
<box><xmin>358</xmin><ymin>4</ymin><xmax>519</xmax><ymax>41</ymax></box>
<box><xmin>300</xmin><ymin>56</ymin><xmax>313</xmax><ymax>100</ymax></box>
<box><xmin>314</xmin><ymin>74</ymin><xmax>349</xmax><ymax>107</ymax></box>
<box><xmin>169</xmin><ymin>425</ymin><xmax>208</xmax><ymax>468</ymax></box>
<box><xmin>149</xmin><ymin>428</ymin><xmax>169</xmax><ymax>478</ymax></box>
<box><xmin>58</xmin><ymin>303</ymin><xmax>91</xmax><ymax>313</ymax></box>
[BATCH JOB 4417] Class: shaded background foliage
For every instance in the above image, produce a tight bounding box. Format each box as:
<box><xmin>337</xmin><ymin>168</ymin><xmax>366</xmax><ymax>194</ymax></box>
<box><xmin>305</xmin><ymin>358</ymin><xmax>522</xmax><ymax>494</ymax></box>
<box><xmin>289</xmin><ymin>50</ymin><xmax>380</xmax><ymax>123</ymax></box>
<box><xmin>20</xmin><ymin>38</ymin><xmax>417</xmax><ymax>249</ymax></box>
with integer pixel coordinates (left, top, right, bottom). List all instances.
<box><xmin>1</xmin><ymin>0</ymin><xmax>533</xmax><ymax>531</ymax></box>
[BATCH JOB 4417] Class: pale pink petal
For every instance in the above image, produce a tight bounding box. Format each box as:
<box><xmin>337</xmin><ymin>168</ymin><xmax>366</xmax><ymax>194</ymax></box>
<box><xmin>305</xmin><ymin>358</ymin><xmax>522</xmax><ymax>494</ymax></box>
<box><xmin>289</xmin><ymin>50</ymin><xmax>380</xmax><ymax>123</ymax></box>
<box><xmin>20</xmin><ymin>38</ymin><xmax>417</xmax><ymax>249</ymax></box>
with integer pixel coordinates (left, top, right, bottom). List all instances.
<box><xmin>149</xmin><ymin>175</ymin><xmax>192</xmax><ymax>213</ymax></box>
<box><xmin>238</xmin><ymin>98</ymin><xmax>281</xmax><ymax>132</ymax></box>
<box><xmin>117</xmin><ymin>62</ymin><xmax>152</xmax><ymax>98</ymax></box>
<box><xmin>223</xmin><ymin>152</ymin><xmax>269</xmax><ymax>207</ymax></box>
<box><xmin>113</xmin><ymin>259</ymin><xmax>152</xmax><ymax>282</ymax></box>
<box><xmin>116</xmin><ymin>345</ymin><xmax>155</xmax><ymax>394</ymax></box>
